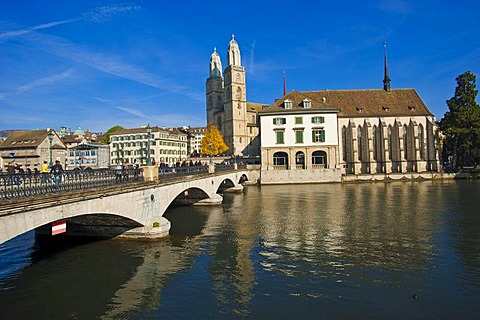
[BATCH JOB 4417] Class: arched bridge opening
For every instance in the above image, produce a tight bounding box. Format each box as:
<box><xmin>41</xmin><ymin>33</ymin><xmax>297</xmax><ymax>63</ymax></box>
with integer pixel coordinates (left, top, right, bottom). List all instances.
<box><xmin>35</xmin><ymin>213</ymin><xmax>143</xmax><ymax>239</ymax></box>
<box><xmin>169</xmin><ymin>187</ymin><xmax>211</xmax><ymax>208</ymax></box>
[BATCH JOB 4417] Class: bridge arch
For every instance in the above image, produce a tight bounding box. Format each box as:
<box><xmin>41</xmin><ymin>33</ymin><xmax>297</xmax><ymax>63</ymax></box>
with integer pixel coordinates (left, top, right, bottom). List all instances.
<box><xmin>0</xmin><ymin>170</ymin><xmax>252</xmax><ymax>244</ymax></box>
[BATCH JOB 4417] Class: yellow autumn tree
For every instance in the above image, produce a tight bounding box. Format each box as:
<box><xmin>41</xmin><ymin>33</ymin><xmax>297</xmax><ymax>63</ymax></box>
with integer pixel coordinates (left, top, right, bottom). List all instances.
<box><xmin>200</xmin><ymin>124</ymin><xmax>228</xmax><ymax>156</ymax></box>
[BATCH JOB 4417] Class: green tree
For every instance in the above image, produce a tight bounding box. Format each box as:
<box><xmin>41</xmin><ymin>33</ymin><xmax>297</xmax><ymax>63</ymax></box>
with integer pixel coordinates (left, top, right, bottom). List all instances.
<box><xmin>200</xmin><ymin>124</ymin><xmax>228</xmax><ymax>157</ymax></box>
<box><xmin>103</xmin><ymin>125</ymin><xmax>124</xmax><ymax>144</ymax></box>
<box><xmin>439</xmin><ymin>71</ymin><xmax>480</xmax><ymax>168</ymax></box>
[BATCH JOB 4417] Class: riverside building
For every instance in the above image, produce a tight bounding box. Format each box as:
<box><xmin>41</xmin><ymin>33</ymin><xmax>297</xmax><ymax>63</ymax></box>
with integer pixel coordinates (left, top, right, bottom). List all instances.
<box><xmin>109</xmin><ymin>126</ymin><xmax>187</xmax><ymax>166</ymax></box>
<box><xmin>207</xmin><ymin>38</ymin><xmax>440</xmax><ymax>182</ymax></box>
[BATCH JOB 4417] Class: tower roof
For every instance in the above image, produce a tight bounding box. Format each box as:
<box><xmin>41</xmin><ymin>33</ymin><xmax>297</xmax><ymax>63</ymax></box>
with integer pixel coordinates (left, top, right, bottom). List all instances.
<box><xmin>227</xmin><ymin>34</ymin><xmax>241</xmax><ymax>66</ymax></box>
<box><xmin>383</xmin><ymin>42</ymin><xmax>391</xmax><ymax>92</ymax></box>
<box><xmin>209</xmin><ymin>47</ymin><xmax>223</xmax><ymax>78</ymax></box>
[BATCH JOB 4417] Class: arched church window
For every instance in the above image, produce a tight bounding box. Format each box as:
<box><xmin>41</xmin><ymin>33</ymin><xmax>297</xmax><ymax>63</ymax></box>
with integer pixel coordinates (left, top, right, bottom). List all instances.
<box><xmin>236</xmin><ymin>87</ymin><xmax>242</xmax><ymax>100</ymax></box>
<box><xmin>388</xmin><ymin>125</ymin><xmax>393</xmax><ymax>160</ymax></box>
<box><xmin>357</xmin><ymin>126</ymin><xmax>363</xmax><ymax>161</ymax></box>
<box><xmin>419</xmin><ymin>124</ymin><xmax>425</xmax><ymax>160</ymax></box>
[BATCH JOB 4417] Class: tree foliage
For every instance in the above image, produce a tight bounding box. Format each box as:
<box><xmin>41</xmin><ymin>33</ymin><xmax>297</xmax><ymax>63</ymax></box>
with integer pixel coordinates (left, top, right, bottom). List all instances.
<box><xmin>200</xmin><ymin>124</ymin><xmax>228</xmax><ymax>156</ymax></box>
<box><xmin>103</xmin><ymin>125</ymin><xmax>125</xmax><ymax>144</ymax></box>
<box><xmin>439</xmin><ymin>71</ymin><xmax>480</xmax><ymax>167</ymax></box>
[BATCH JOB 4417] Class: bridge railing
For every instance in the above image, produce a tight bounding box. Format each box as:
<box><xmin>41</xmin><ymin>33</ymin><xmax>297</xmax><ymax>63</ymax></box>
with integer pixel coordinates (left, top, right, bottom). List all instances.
<box><xmin>0</xmin><ymin>168</ymin><xmax>144</xmax><ymax>200</ymax></box>
<box><xmin>158</xmin><ymin>165</ymin><xmax>208</xmax><ymax>179</ymax></box>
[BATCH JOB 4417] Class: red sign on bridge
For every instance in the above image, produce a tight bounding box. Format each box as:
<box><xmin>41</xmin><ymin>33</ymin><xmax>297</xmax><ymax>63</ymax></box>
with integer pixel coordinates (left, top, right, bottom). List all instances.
<box><xmin>52</xmin><ymin>220</ymin><xmax>67</xmax><ymax>235</ymax></box>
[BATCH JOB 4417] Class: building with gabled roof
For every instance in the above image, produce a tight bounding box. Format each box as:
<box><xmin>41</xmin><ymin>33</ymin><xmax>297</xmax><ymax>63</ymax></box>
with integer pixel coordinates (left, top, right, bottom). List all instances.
<box><xmin>256</xmin><ymin>44</ymin><xmax>439</xmax><ymax>182</ymax></box>
<box><xmin>0</xmin><ymin>129</ymin><xmax>66</xmax><ymax>172</ymax></box>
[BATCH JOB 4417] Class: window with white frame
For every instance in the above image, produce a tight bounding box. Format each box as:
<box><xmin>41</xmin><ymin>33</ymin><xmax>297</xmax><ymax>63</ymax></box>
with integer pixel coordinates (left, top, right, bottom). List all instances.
<box><xmin>311</xmin><ymin>116</ymin><xmax>325</xmax><ymax>124</ymax></box>
<box><xmin>284</xmin><ymin>99</ymin><xmax>292</xmax><ymax>109</ymax></box>
<box><xmin>303</xmin><ymin>99</ymin><xmax>311</xmax><ymax>108</ymax></box>
<box><xmin>312</xmin><ymin>128</ymin><xmax>325</xmax><ymax>143</ymax></box>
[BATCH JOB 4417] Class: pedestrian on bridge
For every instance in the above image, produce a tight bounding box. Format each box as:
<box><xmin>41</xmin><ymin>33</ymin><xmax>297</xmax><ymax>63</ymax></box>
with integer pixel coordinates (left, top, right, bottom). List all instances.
<box><xmin>51</xmin><ymin>160</ymin><xmax>64</xmax><ymax>187</ymax></box>
<box><xmin>41</xmin><ymin>161</ymin><xmax>50</xmax><ymax>184</ymax></box>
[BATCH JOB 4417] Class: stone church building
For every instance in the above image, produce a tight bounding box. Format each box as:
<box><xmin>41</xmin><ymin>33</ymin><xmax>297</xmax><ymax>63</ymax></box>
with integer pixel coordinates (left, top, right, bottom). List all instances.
<box><xmin>207</xmin><ymin>37</ymin><xmax>440</xmax><ymax>178</ymax></box>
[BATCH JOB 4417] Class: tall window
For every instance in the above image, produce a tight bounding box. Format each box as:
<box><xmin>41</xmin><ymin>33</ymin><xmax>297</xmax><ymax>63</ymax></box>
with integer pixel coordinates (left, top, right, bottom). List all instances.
<box><xmin>419</xmin><ymin>124</ymin><xmax>425</xmax><ymax>160</ymax></box>
<box><xmin>358</xmin><ymin>126</ymin><xmax>363</xmax><ymax>161</ymax></box>
<box><xmin>276</xmin><ymin>130</ymin><xmax>285</xmax><ymax>144</ymax></box>
<box><xmin>312</xmin><ymin>129</ymin><xmax>325</xmax><ymax>143</ymax></box>
<box><xmin>295</xmin><ymin>130</ymin><xmax>304</xmax><ymax>143</ymax></box>
<box><xmin>388</xmin><ymin>125</ymin><xmax>393</xmax><ymax>160</ymax></box>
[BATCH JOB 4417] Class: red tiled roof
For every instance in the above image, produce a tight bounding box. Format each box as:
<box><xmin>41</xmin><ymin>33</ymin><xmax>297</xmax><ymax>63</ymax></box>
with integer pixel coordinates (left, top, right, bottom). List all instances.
<box><xmin>261</xmin><ymin>89</ymin><xmax>432</xmax><ymax>118</ymax></box>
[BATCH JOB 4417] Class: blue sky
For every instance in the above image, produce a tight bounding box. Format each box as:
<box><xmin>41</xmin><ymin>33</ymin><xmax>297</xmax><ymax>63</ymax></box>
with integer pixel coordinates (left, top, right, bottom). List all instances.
<box><xmin>1</xmin><ymin>0</ymin><xmax>479</xmax><ymax>132</ymax></box>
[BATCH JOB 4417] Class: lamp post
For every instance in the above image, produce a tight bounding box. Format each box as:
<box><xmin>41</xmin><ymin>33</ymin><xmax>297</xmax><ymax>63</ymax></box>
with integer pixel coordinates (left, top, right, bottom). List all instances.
<box><xmin>208</xmin><ymin>142</ymin><xmax>213</xmax><ymax>164</ymax></box>
<box><xmin>47</xmin><ymin>131</ymin><xmax>54</xmax><ymax>167</ymax></box>
<box><xmin>146</xmin><ymin>124</ymin><xmax>151</xmax><ymax>166</ymax></box>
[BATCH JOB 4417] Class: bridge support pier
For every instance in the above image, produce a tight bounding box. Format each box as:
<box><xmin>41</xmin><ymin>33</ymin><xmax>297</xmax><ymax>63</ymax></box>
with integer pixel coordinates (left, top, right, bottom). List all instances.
<box><xmin>117</xmin><ymin>216</ymin><xmax>170</xmax><ymax>240</ymax></box>
<box><xmin>223</xmin><ymin>185</ymin><xmax>244</xmax><ymax>193</ymax></box>
<box><xmin>193</xmin><ymin>193</ymin><xmax>223</xmax><ymax>205</ymax></box>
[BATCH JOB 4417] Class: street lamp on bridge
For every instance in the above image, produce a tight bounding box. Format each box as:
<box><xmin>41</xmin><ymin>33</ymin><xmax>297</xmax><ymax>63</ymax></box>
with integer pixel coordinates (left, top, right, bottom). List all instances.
<box><xmin>146</xmin><ymin>124</ymin><xmax>152</xmax><ymax>166</ymax></box>
<box><xmin>47</xmin><ymin>130</ymin><xmax>54</xmax><ymax>167</ymax></box>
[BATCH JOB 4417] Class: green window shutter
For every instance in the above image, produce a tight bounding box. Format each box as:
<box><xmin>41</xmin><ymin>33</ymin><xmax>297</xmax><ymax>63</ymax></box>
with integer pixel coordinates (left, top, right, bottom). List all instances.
<box><xmin>282</xmin><ymin>118</ymin><xmax>286</xmax><ymax>124</ymax></box>
<box><xmin>296</xmin><ymin>130</ymin><xmax>303</xmax><ymax>143</ymax></box>
<box><xmin>312</xmin><ymin>130</ymin><xmax>315</xmax><ymax>142</ymax></box>
<box><xmin>321</xmin><ymin>130</ymin><xmax>326</xmax><ymax>142</ymax></box>
<box><xmin>311</xmin><ymin>117</ymin><xmax>315</xmax><ymax>123</ymax></box>
<box><xmin>321</xmin><ymin>116</ymin><xmax>325</xmax><ymax>123</ymax></box>
<box><xmin>273</xmin><ymin>118</ymin><xmax>276</xmax><ymax>124</ymax></box>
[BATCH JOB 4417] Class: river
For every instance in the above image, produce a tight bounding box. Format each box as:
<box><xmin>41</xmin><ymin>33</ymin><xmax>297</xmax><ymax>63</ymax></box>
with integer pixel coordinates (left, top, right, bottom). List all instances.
<box><xmin>1</xmin><ymin>180</ymin><xmax>479</xmax><ymax>319</ymax></box>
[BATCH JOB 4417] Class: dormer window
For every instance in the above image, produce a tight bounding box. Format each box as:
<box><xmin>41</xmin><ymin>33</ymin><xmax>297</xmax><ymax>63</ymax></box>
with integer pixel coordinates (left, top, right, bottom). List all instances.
<box><xmin>284</xmin><ymin>99</ymin><xmax>292</xmax><ymax>109</ymax></box>
<box><xmin>382</xmin><ymin>106</ymin><xmax>390</xmax><ymax>112</ymax></box>
<box><xmin>303</xmin><ymin>99</ymin><xmax>311</xmax><ymax>108</ymax></box>
<box><xmin>408</xmin><ymin>106</ymin><xmax>416</xmax><ymax>111</ymax></box>
<box><xmin>356</xmin><ymin>107</ymin><xmax>363</xmax><ymax>113</ymax></box>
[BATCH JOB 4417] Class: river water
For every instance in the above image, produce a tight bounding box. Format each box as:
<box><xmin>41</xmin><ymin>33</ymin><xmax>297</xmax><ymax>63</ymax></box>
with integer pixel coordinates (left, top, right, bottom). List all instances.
<box><xmin>1</xmin><ymin>180</ymin><xmax>480</xmax><ymax>319</ymax></box>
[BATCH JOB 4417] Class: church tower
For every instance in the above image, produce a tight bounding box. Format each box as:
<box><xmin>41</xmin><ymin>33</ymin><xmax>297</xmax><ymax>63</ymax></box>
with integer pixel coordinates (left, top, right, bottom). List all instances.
<box><xmin>223</xmin><ymin>34</ymin><xmax>247</xmax><ymax>156</ymax></box>
<box><xmin>206</xmin><ymin>47</ymin><xmax>224</xmax><ymax>128</ymax></box>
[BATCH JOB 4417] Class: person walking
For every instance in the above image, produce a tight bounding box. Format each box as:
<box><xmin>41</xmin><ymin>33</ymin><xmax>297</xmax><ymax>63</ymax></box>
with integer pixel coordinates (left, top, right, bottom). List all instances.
<box><xmin>50</xmin><ymin>160</ymin><xmax>64</xmax><ymax>187</ymax></box>
<box><xmin>41</xmin><ymin>160</ymin><xmax>50</xmax><ymax>184</ymax></box>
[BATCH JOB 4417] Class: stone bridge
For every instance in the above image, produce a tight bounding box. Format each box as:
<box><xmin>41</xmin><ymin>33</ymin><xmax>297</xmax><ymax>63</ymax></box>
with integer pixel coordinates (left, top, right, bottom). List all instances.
<box><xmin>0</xmin><ymin>170</ymin><xmax>258</xmax><ymax>245</ymax></box>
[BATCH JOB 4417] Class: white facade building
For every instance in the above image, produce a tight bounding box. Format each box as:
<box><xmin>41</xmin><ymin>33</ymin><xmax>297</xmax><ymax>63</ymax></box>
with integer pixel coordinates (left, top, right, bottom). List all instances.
<box><xmin>110</xmin><ymin>126</ymin><xmax>187</xmax><ymax>166</ymax></box>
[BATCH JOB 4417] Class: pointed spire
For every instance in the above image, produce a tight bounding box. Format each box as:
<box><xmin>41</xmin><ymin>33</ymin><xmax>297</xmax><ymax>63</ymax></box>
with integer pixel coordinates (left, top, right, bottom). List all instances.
<box><xmin>383</xmin><ymin>41</ymin><xmax>391</xmax><ymax>92</ymax></box>
<box><xmin>283</xmin><ymin>70</ymin><xmax>287</xmax><ymax>96</ymax></box>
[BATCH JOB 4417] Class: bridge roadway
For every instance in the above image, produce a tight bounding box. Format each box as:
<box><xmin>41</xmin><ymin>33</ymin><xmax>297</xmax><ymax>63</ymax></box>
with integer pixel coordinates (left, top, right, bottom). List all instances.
<box><xmin>0</xmin><ymin>169</ymin><xmax>256</xmax><ymax>245</ymax></box>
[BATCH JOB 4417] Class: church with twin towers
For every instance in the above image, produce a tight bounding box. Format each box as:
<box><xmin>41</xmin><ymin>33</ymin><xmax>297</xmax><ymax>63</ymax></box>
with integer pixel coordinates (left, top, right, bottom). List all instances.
<box><xmin>206</xmin><ymin>35</ymin><xmax>440</xmax><ymax>175</ymax></box>
<box><xmin>206</xmin><ymin>35</ymin><xmax>263</xmax><ymax>157</ymax></box>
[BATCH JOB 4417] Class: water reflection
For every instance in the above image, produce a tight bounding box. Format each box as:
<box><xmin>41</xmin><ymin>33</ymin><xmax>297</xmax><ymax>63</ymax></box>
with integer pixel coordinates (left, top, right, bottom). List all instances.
<box><xmin>0</xmin><ymin>180</ymin><xmax>479</xmax><ymax>319</ymax></box>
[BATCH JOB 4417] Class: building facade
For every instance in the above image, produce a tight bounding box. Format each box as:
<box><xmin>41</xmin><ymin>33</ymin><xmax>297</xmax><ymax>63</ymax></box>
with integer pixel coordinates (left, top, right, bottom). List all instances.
<box><xmin>206</xmin><ymin>35</ymin><xmax>262</xmax><ymax>156</ymax></box>
<box><xmin>0</xmin><ymin>129</ymin><xmax>66</xmax><ymax>172</ymax></box>
<box><xmin>203</xmin><ymin>38</ymin><xmax>440</xmax><ymax>178</ymax></box>
<box><xmin>110</xmin><ymin>126</ymin><xmax>187</xmax><ymax>166</ymax></box>
<box><xmin>66</xmin><ymin>143</ymin><xmax>110</xmax><ymax>170</ymax></box>
<box><xmin>259</xmin><ymin>89</ymin><xmax>439</xmax><ymax>177</ymax></box>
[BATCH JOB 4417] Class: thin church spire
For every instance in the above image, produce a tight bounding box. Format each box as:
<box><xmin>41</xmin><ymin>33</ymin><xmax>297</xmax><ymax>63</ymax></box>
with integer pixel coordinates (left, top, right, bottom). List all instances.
<box><xmin>383</xmin><ymin>41</ymin><xmax>391</xmax><ymax>92</ymax></box>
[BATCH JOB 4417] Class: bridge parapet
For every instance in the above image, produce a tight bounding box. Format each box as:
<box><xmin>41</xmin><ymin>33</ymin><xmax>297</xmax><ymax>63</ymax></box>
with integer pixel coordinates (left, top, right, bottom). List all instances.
<box><xmin>0</xmin><ymin>169</ymin><xmax>257</xmax><ymax>244</ymax></box>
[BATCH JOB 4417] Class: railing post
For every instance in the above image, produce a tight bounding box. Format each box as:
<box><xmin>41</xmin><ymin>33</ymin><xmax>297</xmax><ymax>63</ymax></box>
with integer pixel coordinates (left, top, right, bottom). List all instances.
<box><xmin>208</xmin><ymin>163</ymin><xmax>215</xmax><ymax>173</ymax></box>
